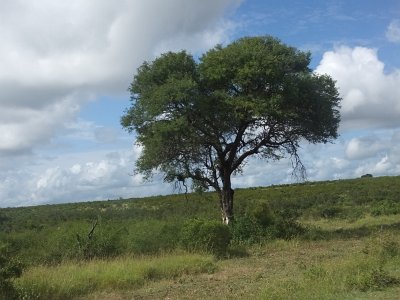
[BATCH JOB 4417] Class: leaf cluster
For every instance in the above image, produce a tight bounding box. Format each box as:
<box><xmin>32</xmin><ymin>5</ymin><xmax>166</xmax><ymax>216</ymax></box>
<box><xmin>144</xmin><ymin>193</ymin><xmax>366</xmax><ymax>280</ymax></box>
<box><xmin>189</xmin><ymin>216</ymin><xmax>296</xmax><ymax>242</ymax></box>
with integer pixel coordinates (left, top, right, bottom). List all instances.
<box><xmin>121</xmin><ymin>36</ymin><xmax>341</xmax><ymax>190</ymax></box>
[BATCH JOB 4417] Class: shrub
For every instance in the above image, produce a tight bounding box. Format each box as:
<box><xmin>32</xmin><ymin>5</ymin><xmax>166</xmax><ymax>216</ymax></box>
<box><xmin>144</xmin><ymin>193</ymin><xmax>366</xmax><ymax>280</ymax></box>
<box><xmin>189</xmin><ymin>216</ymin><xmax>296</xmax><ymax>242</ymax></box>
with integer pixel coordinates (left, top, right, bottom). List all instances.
<box><xmin>269</xmin><ymin>217</ymin><xmax>307</xmax><ymax>240</ymax></box>
<box><xmin>74</xmin><ymin>221</ymin><xmax>125</xmax><ymax>260</ymax></box>
<box><xmin>127</xmin><ymin>220</ymin><xmax>181</xmax><ymax>255</ymax></box>
<box><xmin>231</xmin><ymin>202</ymin><xmax>277</xmax><ymax>244</ymax></box>
<box><xmin>180</xmin><ymin>219</ymin><xmax>231</xmax><ymax>256</ymax></box>
<box><xmin>370</xmin><ymin>200</ymin><xmax>400</xmax><ymax>216</ymax></box>
<box><xmin>320</xmin><ymin>206</ymin><xmax>342</xmax><ymax>218</ymax></box>
<box><xmin>0</xmin><ymin>244</ymin><xmax>23</xmax><ymax>300</ymax></box>
<box><xmin>249</xmin><ymin>202</ymin><xmax>275</xmax><ymax>228</ymax></box>
<box><xmin>230</xmin><ymin>215</ymin><xmax>263</xmax><ymax>244</ymax></box>
<box><xmin>231</xmin><ymin>203</ymin><xmax>307</xmax><ymax>243</ymax></box>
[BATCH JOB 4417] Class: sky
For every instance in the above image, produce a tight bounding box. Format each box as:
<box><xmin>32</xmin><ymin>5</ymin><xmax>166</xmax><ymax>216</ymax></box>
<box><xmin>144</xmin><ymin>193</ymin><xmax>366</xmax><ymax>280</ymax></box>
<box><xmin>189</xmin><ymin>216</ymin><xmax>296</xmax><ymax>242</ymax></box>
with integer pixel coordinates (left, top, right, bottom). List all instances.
<box><xmin>1</xmin><ymin>0</ymin><xmax>400</xmax><ymax>207</ymax></box>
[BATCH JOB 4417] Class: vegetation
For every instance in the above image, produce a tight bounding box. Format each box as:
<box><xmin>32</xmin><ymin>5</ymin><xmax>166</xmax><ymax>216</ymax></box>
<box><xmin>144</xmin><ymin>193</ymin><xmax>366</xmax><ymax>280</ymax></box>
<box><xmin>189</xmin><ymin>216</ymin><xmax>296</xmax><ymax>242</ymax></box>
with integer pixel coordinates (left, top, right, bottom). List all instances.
<box><xmin>15</xmin><ymin>254</ymin><xmax>215</xmax><ymax>300</ymax></box>
<box><xmin>1</xmin><ymin>176</ymin><xmax>400</xmax><ymax>299</ymax></box>
<box><xmin>0</xmin><ymin>244</ymin><xmax>23</xmax><ymax>299</ymax></box>
<box><xmin>121</xmin><ymin>35</ymin><xmax>341</xmax><ymax>223</ymax></box>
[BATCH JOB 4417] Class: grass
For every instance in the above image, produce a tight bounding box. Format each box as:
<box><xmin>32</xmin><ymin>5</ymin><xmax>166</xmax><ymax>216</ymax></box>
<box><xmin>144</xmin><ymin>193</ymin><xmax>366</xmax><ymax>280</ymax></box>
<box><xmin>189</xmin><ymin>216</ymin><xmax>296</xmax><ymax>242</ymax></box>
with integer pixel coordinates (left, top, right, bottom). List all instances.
<box><xmin>303</xmin><ymin>214</ymin><xmax>400</xmax><ymax>231</ymax></box>
<box><xmin>35</xmin><ymin>229</ymin><xmax>400</xmax><ymax>300</ymax></box>
<box><xmin>3</xmin><ymin>176</ymin><xmax>400</xmax><ymax>299</ymax></box>
<box><xmin>258</xmin><ymin>239</ymin><xmax>400</xmax><ymax>299</ymax></box>
<box><xmin>15</xmin><ymin>253</ymin><xmax>216</xmax><ymax>300</ymax></box>
<box><xmin>71</xmin><ymin>232</ymin><xmax>400</xmax><ymax>299</ymax></box>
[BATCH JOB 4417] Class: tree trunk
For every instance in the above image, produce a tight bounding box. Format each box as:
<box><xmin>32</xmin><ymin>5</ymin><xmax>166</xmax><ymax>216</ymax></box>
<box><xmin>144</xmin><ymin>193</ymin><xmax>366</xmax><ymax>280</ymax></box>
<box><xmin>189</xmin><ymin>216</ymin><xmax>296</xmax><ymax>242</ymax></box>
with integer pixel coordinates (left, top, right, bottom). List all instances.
<box><xmin>220</xmin><ymin>185</ymin><xmax>234</xmax><ymax>225</ymax></box>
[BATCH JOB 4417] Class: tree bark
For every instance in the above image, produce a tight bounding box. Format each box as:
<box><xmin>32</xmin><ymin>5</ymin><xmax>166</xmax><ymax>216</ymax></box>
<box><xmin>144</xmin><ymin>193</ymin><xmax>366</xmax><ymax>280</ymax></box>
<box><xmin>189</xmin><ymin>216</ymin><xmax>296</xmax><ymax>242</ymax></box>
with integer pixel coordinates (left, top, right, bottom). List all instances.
<box><xmin>220</xmin><ymin>183</ymin><xmax>234</xmax><ymax>225</ymax></box>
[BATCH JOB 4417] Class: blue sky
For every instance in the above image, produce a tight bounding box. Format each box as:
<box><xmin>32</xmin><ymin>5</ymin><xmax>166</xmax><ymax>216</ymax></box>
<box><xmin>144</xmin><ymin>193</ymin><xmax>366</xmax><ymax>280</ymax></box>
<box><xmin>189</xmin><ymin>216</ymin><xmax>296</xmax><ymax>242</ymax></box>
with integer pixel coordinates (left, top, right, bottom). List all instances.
<box><xmin>1</xmin><ymin>0</ymin><xmax>400</xmax><ymax>207</ymax></box>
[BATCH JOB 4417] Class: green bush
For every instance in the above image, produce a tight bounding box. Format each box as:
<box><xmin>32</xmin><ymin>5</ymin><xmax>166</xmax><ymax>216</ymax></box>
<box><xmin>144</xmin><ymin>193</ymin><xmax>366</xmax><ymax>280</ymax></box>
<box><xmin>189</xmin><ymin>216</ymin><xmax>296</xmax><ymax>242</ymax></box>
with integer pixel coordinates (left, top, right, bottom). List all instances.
<box><xmin>0</xmin><ymin>244</ymin><xmax>23</xmax><ymax>300</ymax></box>
<box><xmin>230</xmin><ymin>215</ymin><xmax>263</xmax><ymax>244</ymax></box>
<box><xmin>231</xmin><ymin>202</ymin><xmax>307</xmax><ymax>244</ymax></box>
<box><xmin>231</xmin><ymin>202</ymin><xmax>276</xmax><ymax>244</ymax></box>
<box><xmin>249</xmin><ymin>202</ymin><xmax>275</xmax><ymax>228</ymax></box>
<box><xmin>320</xmin><ymin>206</ymin><xmax>342</xmax><ymax>218</ymax></box>
<box><xmin>75</xmin><ymin>224</ymin><xmax>124</xmax><ymax>260</ymax></box>
<box><xmin>370</xmin><ymin>200</ymin><xmax>400</xmax><ymax>216</ymax></box>
<box><xmin>180</xmin><ymin>219</ymin><xmax>231</xmax><ymax>256</ymax></box>
<box><xmin>127</xmin><ymin>220</ymin><xmax>181</xmax><ymax>255</ymax></box>
<box><xmin>270</xmin><ymin>217</ymin><xmax>307</xmax><ymax>240</ymax></box>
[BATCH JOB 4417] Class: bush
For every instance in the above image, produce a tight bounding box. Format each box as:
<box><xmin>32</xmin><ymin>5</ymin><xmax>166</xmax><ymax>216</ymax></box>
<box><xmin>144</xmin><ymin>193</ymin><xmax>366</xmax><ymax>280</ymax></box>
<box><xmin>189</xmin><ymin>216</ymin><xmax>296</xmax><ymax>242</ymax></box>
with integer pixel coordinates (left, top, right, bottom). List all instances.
<box><xmin>230</xmin><ymin>215</ymin><xmax>263</xmax><ymax>244</ymax></box>
<box><xmin>370</xmin><ymin>200</ymin><xmax>400</xmax><ymax>216</ymax></box>
<box><xmin>231</xmin><ymin>203</ymin><xmax>307</xmax><ymax>244</ymax></box>
<box><xmin>70</xmin><ymin>221</ymin><xmax>126</xmax><ymax>260</ymax></box>
<box><xmin>0</xmin><ymin>244</ymin><xmax>23</xmax><ymax>300</ymax></box>
<box><xmin>320</xmin><ymin>206</ymin><xmax>342</xmax><ymax>218</ymax></box>
<box><xmin>270</xmin><ymin>217</ymin><xmax>307</xmax><ymax>240</ymax></box>
<box><xmin>231</xmin><ymin>202</ymin><xmax>276</xmax><ymax>244</ymax></box>
<box><xmin>180</xmin><ymin>219</ymin><xmax>231</xmax><ymax>256</ymax></box>
<box><xmin>249</xmin><ymin>202</ymin><xmax>275</xmax><ymax>228</ymax></box>
<box><xmin>126</xmin><ymin>220</ymin><xmax>181</xmax><ymax>255</ymax></box>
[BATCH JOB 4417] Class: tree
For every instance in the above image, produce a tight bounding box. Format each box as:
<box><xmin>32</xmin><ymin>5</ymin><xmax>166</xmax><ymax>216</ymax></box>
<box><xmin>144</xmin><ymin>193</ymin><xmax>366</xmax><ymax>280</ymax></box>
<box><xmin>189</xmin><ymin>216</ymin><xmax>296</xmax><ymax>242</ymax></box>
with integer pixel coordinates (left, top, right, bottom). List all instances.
<box><xmin>121</xmin><ymin>36</ymin><xmax>341</xmax><ymax>224</ymax></box>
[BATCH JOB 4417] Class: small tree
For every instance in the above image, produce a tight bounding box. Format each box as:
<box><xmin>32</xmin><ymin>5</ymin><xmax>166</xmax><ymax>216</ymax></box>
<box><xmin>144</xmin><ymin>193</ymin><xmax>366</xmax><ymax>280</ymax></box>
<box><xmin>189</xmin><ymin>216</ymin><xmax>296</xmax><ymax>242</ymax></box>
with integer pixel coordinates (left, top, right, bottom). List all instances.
<box><xmin>122</xmin><ymin>36</ymin><xmax>341</xmax><ymax>224</ymax></box>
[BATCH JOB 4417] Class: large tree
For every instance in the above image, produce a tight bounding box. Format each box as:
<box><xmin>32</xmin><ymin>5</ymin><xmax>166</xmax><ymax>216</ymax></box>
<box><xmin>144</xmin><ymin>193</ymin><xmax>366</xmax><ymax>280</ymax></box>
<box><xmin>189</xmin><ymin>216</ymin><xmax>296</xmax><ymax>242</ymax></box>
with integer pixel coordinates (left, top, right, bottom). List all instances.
<box><xmin>121</xmin><ymin>36</ymin><xmax>341</xmax><ymax>224</ymax></box>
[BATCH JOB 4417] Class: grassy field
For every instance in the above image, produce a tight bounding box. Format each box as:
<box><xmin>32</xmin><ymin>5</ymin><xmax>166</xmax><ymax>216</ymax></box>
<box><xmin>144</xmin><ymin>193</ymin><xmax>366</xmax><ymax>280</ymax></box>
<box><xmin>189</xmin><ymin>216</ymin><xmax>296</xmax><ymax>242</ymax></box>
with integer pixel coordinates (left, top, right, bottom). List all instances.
<box><xmin>2</xmin><ymin>176</ymin><xmax>400</xmax><ymax>299</ymax></box>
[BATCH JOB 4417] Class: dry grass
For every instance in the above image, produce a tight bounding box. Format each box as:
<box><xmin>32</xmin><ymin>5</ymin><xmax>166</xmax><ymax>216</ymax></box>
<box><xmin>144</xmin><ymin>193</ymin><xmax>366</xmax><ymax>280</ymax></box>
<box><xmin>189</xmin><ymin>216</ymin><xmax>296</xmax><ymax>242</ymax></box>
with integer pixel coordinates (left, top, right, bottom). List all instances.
<box><xmin>80</xmin><ymin>231</ymin><xmax>400</xmax><ymax>300</ymax></box>
<box><xmin>16</xmin><ymin>253</ymin><xmax>216</xmax><ymax>300</ymax></box>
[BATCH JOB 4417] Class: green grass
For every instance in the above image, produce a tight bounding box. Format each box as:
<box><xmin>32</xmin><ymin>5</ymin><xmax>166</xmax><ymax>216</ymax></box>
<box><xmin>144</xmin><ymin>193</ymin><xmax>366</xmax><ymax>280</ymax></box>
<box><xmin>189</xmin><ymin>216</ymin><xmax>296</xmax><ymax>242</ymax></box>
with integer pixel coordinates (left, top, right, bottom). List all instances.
<box><xmin>3</xmin><ymin>175</ymin><xmax>400</xmax><ymax>299</ymax></box>
<box><xmin>82</xmin><ymin>233</ymin><xmax>400</xmax><ymax>300</ymax></box>
<box><xmin>258</xmin><ymin>237</ymin><xmax>400</xmax><ymax>299</ymax></box>
<box><xmin>15</xmin><ymin>253</ymin><xmax>216</xmax><ymax>300</ymax></box>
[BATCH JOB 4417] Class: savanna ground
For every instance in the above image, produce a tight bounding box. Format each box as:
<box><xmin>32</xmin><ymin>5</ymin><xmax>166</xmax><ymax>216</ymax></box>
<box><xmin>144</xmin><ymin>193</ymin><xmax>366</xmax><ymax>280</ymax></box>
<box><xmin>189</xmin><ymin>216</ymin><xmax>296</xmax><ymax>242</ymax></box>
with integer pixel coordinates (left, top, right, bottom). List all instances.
<box><xmin>2</xmin><ymin>176</ymin><xmax>400</xmax><ymax>299</ymax></box>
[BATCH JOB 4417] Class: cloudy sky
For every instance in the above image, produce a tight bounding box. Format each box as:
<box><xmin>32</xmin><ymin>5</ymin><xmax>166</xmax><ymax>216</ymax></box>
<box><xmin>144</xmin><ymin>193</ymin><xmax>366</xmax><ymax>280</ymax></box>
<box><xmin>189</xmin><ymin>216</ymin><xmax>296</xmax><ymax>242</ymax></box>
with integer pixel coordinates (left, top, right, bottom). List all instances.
<box><xmin>1</xmin><ymin>0</ymin><xmax>400</xmax><ymax>207</ymax></box>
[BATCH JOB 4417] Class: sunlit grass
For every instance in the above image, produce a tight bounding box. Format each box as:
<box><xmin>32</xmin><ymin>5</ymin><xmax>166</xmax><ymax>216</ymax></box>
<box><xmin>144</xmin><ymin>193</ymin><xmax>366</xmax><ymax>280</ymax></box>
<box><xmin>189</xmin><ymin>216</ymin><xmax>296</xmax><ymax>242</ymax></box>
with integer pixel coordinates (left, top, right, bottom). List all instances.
<box><xmin>303</xmin><ymin>214</ymin><xmax>400</xmax><ymax>232</ymax></box>
<box><xmin>16</xmin><ymin>253</ymin><xmax>216</xmax><ymax>300</ymax></box>
<box><xmin>258</xmin><ymin>233</ymin><xmax>400</xmax><ymax>300</ymax></box>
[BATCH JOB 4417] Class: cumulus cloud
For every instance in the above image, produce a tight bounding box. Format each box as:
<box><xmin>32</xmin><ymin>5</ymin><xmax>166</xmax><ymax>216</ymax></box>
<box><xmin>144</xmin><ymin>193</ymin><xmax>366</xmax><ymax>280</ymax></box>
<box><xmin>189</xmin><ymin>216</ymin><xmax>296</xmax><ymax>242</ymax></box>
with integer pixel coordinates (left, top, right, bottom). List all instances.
<box><xmin>0</xmin><ymin>0</ymin><xmax>242</xmax><ymax>157</ymax></box>
<box><xmin>0</xmin><ymin>147</ymin><xmax>174</xmax><ymax>207</ymax></box>
<box><xmin>0</xmin><ymin>95</ymin><xmax>80</xmax><ymax>155</ymax></box>
<box><xmin>386</xmin><ymin>19</ymin><xmax>400</xmax><ymax>43</ymax></box>
<box><xmin>315</xmin><ymin>46</ymin><xmax>400</xmax><ymax>130</ymax></box>
<box><xmin>342</xmin><ymin>129</ymin><xmax>400</xmax><ymax>178</ymax></box>
<box><xmin>345</xmin><ymin>135</ymin><xmax>388</xmax><ymax>160</ymax></box>
<box><xmin>0</xmin><ymin>0</ymin><xmax>244</xmax><ymax>207</ymax></box>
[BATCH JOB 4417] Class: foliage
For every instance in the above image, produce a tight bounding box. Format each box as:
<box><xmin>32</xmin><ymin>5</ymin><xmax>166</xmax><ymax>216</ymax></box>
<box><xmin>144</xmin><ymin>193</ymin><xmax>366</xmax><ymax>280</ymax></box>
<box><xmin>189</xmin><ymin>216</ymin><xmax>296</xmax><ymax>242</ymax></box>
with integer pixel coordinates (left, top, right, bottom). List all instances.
<box><xmin>0</xmin><ymin>244</ymin><xmax>23</xmax><ymax>300</ymax></box>
<box><xmin>231</xmin><ymin>203</ymin><xmax>306</xmax><ymax>244</ymax></box>
<box><xmin>180</xmin><ymin>219</ymin><xmax>231</xmax><ymax>256</ymax></box>
<box><xmin>230</xmin><ymin>215</ymin><xmax>264</xmax><ymax>244</ymax></box>
<box><xmin>270</xmin><ymin>217</ymin><xmax>307</xmax><ymax>240</ymax></box>
<box><xmin>1</xmin><ymin>176</ymin><xmax>400</xmax><ymax>266</ymax></box>
<box><xmin>1</xmin><ymin>176</ymin><xmax>400</xmax><ymax>298</ymax></box>
<box><xmin>231</xmin><ymin>202</ymin><xmax>274</xmax><ymax>243</ymax></box>
<box><xmin>121</xmin><ymin>35</ymin><xmax>341</xmax><ymax>222</ymax></box>
<box><xmin>370</xmin><ymin>200</ymin><xmax>400</xmax><ymax>216</ymax></box>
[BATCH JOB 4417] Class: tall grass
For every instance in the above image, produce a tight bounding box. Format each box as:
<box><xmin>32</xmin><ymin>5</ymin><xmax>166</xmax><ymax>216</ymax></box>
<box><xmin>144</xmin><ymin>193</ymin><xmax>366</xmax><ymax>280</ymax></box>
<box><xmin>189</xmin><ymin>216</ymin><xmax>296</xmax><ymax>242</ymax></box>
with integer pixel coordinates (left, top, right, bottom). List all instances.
<box><xmin>258</xmin><ymin>234</ymin><xmax>400</xmax><ymax>299</ymax></box>
<box><xmin>15</xmin><ymin>253</ymin><xmax>216</xmax><ymax>300</ymax></box>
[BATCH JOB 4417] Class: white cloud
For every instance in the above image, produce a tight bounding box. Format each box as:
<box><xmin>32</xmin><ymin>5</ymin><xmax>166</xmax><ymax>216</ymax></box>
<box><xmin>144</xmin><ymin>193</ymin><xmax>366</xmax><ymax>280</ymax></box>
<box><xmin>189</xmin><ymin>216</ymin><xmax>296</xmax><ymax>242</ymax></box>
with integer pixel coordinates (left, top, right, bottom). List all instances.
<box><xmin>0</xmin><ymin>147</ymin><xmax>174</xmax><ymax>207</ymax></box>
<box><xmin>0</xmin><ymin>0</ymin><xmax>242</xmax><ymax>157</ymax></box>
<box><xmin>345</xmin><ymin>135</ymin><xmax>388</xmax><ymax>160</ymax></box>
<box><xmin>315</xmin><ymin>46</ymin><xmax>400</xmax><ymax>130</ymax></box>
<box><xmin>345</xmin><ymin>129</ymin><xmax>400</xmax><ymax>177</ymax></box>
<box><xmin>0</xmin><ymin>0</ymin><xmax>244</xmax><ymax>207</ymax></box>
<box><xmin>386</xmin><ymin>19</ymin><xmax>400</xmax><ymax>43</ymax></box>
<box><xmin>0</xmin><ymin>95</ymin><xmax>80</xmax><ymax>155</ymax></box>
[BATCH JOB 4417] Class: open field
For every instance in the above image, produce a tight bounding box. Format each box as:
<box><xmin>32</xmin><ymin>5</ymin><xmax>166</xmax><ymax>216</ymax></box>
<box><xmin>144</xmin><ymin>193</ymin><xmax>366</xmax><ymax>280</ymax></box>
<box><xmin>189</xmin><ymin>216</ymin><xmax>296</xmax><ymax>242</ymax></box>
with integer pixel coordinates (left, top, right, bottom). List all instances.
<box><xmin>2</xmin><ymin>176</ymin><xmax>400</xmax><ymax>299</ymax></box>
